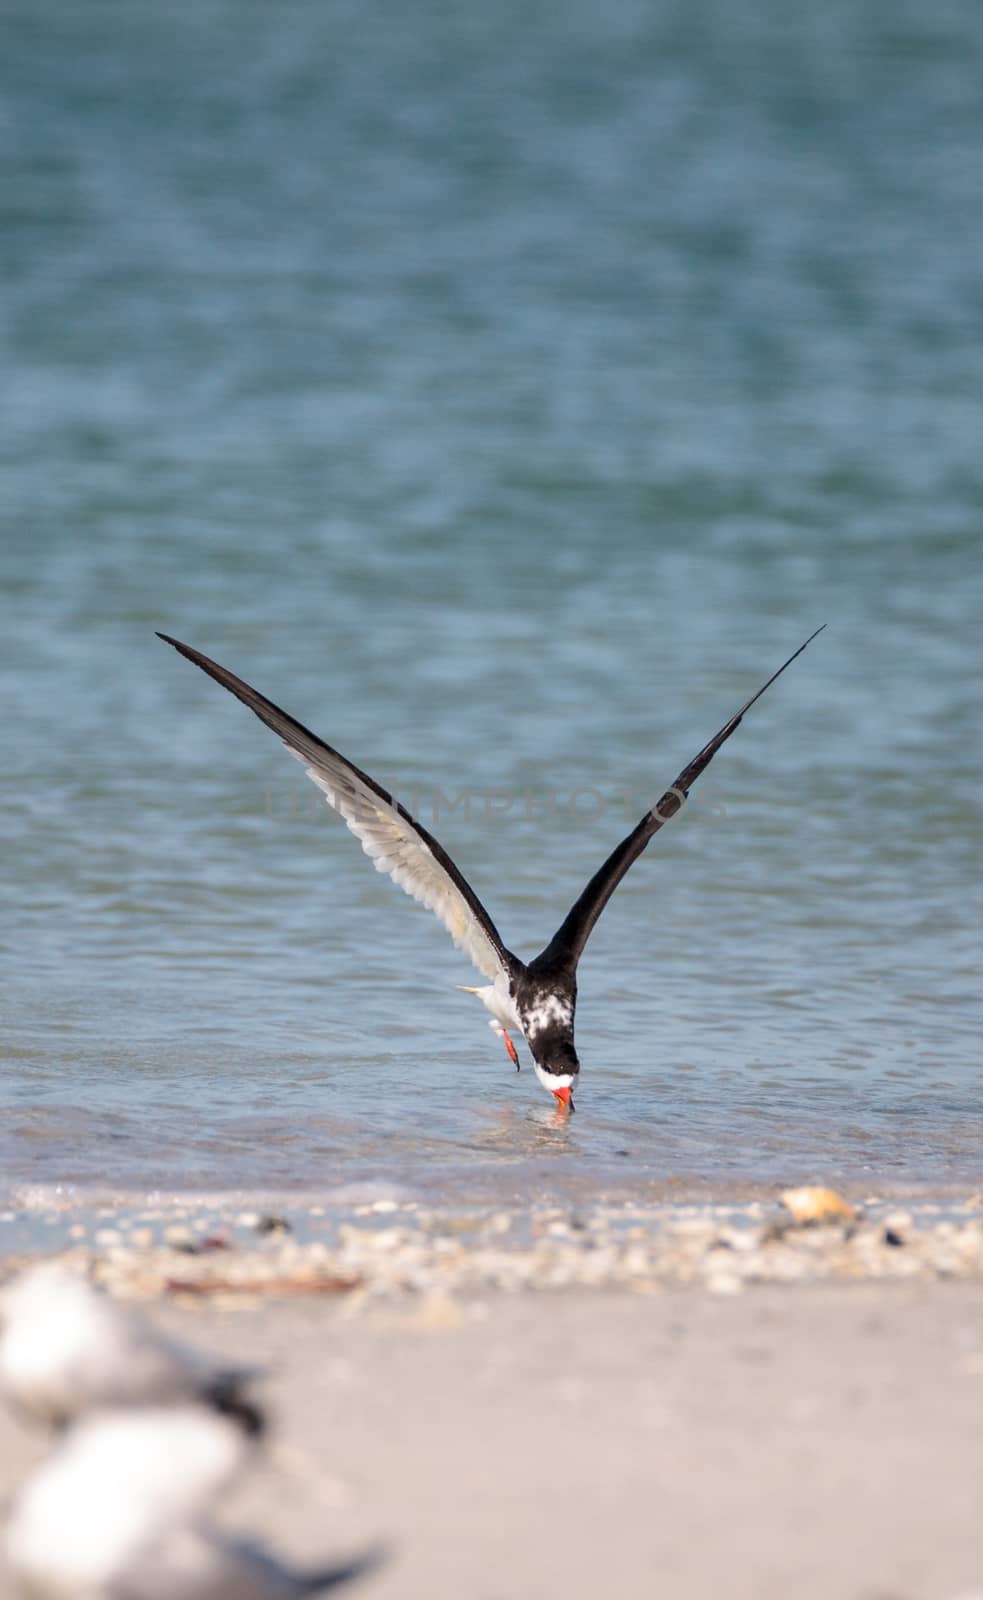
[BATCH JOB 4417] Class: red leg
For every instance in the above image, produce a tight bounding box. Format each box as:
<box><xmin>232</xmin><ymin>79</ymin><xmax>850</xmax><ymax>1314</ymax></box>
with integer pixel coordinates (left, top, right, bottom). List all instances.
<box><xmin>502</xmin><ymin>1029</ymin><xmax>520</xmax><ymax>1070</ymax></box>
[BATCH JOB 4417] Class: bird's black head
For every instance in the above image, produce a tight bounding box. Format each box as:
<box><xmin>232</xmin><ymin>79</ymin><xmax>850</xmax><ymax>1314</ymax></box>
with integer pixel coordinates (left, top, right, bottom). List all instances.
<box><xmin>536</xmin><ymin>1038</ymin><xmax>579</xmax><ymax>1112</ymax></box>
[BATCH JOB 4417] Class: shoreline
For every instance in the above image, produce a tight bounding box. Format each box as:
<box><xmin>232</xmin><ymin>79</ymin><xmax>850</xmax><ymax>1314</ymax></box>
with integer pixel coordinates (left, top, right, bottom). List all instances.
<box><xmin>3</xmin><ymin>1188</ymin><xmax>983</xmax><ymax>1297</ymax></box>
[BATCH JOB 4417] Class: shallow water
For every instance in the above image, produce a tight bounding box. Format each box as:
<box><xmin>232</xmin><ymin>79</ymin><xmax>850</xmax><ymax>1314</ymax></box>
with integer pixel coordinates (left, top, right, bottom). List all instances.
<box><xmin>2</xmin><ymin>0</ymin><xmax>982</xmax><ymax>1203</ymax></box>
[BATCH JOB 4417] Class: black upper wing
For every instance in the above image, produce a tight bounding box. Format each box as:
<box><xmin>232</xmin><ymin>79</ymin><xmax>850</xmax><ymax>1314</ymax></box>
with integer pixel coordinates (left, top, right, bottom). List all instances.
<box><xmin>534</xmin><ymin>627</ymin><xmax>825</xmax><ymax>972</ymax></box>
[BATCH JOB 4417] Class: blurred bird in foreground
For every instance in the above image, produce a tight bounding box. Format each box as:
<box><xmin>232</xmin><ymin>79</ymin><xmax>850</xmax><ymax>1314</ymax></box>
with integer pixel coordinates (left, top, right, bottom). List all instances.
<box><xmin>0</xmin><ymin>1264</ymin><xmax>264</xmax><ymax>1432</ymax></box>
<box><xmin>5</xmin><ymin>1401</ymin><xmax>384</xmax><ymax>1600</ymax></box>
<box><xmin>4</xmin><ymin>1405</ymin><xmax>249</xmax><ymax>1597</ymax></box>
<box><xmin>1</xmin><ymin>1264</ymin><xmax>385</xmax><ymax>1599</ymax></box>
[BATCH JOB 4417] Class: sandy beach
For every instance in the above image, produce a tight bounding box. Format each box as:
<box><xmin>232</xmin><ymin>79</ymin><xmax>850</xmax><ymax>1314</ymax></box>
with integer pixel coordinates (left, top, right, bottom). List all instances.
<box><xmin>3</xmin><ymin>1196</ymin><xmax>983</xmax><ymax>1600</ymax></box>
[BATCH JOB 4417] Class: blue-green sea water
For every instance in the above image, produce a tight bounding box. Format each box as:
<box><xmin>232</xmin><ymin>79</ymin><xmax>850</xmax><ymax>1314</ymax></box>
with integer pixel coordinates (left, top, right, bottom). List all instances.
<box><xmin>2</xmin><ymin>0</ymin><xmax>981</xmax><ymax>1203</ymax></box>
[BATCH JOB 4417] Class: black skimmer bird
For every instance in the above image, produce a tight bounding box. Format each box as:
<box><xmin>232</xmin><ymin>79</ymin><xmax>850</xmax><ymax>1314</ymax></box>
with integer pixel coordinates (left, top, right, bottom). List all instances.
<box><xmin>158</xmin><ymin>627</ymin><xmax>824</xmax><ymax>1112</ymax></box>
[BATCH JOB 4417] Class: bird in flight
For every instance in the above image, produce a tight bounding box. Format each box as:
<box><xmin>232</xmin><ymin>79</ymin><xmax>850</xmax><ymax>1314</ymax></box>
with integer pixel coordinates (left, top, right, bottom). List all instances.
<box><xmin>158</xmin><ymin>627</ymin><xmax>824</xmax><ymax>1113</ymax></box>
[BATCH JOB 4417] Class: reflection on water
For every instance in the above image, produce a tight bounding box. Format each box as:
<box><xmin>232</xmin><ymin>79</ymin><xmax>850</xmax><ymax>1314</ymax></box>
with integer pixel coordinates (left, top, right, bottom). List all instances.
<box><xmin>469</xmin><ymin>1103</ymin><xmax>582</xmax><ymax>1162</ymax></box>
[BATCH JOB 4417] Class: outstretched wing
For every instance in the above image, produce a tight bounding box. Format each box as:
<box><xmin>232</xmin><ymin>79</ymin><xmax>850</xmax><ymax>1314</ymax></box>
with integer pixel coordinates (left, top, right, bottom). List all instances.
<box><xmin>535</xmin><ymin>626</ymin><xmax>826</xmax><ymax>972</ymax></box>
<box><xmin>157</xmin><ymin>635</ymin><xmax>515</xmax><ymax>985</ymax></box>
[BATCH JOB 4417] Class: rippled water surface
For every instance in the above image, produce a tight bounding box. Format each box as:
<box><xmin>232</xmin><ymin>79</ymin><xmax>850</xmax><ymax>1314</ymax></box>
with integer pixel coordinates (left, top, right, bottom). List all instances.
<box><xmin>2</xmin><ymin>0</ymin><xmax>982</xmax><ymax>1200</ymax></box>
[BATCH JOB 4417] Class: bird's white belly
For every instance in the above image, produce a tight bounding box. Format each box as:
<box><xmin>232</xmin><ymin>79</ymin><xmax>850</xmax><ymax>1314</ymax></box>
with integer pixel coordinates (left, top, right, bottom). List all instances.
<box><xmin>479</xmin><ymin>984</ymin><xmax>522</xmax><ymax>1035</ymax></box>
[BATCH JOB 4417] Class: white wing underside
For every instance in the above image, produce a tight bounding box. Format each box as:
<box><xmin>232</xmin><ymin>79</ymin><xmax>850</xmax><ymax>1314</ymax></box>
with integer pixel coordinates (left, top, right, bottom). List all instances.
<box><xmin>285</xmin><ymin>748</ymin><xmax>507</xmax><ymax>986</ymax></box>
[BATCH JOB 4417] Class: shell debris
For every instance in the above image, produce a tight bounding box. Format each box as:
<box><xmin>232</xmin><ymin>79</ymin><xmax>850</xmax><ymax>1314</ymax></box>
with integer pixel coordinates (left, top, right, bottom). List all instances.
<box><xmin>778</xmin><ymin>1187</ymin><xmax>857</xmax><ymax>1226</ymax></box>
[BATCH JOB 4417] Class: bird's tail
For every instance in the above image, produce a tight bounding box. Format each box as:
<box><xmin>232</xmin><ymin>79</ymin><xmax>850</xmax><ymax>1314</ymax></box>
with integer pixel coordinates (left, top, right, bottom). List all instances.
<box><xmin>298</xmin><ymin>1544</ymin><xmax>389</xmax><ymax>1594</ymax></box>
<box><xmin>203</xmin><ymin>1375</ymin><xmax>267</xmax><ymax>1439</ymax></box>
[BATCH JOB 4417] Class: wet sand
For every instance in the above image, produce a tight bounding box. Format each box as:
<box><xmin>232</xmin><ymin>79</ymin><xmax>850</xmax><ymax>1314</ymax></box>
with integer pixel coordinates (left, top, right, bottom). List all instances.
<box><xmin>3</xmin><ymin>1197</ymin><xmax>983</xmax><ymax>1599</ymax></box>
